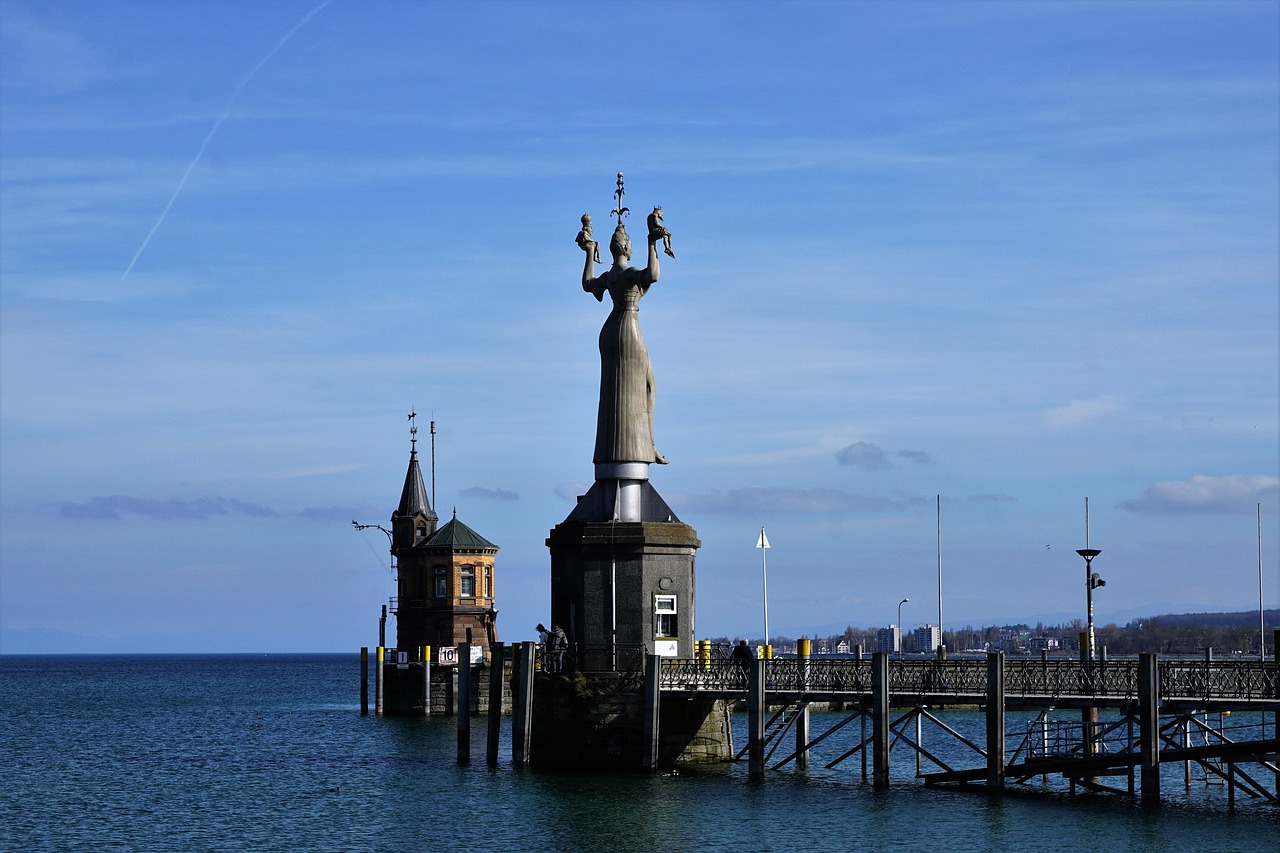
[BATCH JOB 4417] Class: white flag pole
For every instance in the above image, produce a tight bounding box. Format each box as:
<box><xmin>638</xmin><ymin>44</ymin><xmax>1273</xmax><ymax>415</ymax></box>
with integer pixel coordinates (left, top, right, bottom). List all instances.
<box><xmin>757</xmin><ymin>528</ymin><xmax>771</xmax><ymax>652</ymax></box>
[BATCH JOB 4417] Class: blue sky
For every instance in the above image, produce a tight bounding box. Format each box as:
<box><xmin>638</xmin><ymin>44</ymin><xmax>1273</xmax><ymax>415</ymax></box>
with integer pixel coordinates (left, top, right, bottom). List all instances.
<box><xmin>1</xmin><ymin>0</ymin><xmax>1276</xmax><ymax>653</ymax></box>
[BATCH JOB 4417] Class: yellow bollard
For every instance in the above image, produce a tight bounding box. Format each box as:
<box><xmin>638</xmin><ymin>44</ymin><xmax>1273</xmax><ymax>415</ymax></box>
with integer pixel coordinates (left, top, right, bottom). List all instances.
<box><xmin>798</xmin><ymin>638</ymin><xmax>811</xmax><ymax>658</ymax></box>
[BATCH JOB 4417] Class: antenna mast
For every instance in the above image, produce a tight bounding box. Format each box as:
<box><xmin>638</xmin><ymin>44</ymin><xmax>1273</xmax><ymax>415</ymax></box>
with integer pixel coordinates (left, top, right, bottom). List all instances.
<box><xmin>430</xmin><ymin>418</ymin><xmax>437</xmax><ymax>511</ymax></box>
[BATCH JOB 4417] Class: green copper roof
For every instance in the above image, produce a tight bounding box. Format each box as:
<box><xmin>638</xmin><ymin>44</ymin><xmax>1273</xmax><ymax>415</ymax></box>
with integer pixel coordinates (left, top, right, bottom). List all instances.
<box><xmin>425</xmin><ymin>512</ymin><xmax>497</xmax><ymax>550</ymax></box>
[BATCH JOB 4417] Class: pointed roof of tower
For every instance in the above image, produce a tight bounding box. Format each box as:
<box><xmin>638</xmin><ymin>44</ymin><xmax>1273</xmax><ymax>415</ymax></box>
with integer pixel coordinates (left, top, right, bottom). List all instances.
<box><xmin>426</xmin><ymin>508</ymin><xmax>497</xmax><ymax>550</ymax></box>
<box><xmin>395</xmin><ymin>448</ymin><xmax>437</xmax><ymax>523</ymax></box>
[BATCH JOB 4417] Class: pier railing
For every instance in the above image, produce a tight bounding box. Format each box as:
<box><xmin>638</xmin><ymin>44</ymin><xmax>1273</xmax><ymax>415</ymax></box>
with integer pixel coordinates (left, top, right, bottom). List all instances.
<box><xmin>659</xmin><ymin>657</ymin><xmax>1278</xmax><ymax>705</ymax></box>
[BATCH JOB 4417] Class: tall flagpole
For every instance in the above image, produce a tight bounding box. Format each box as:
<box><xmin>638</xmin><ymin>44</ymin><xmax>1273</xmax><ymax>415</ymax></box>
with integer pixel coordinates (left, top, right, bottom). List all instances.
<box><xmin>1259</xmin><ymin>502</ymin><xmax>1266</xmax><ymax>662</ymax></box>
<box><xmin>936</xmin><ymin>494</ymin><xmax>943</xmax><ymax>657</ymax></box>
<box><xmin>757</xmin><ymin>527</ymin><xmax>771</xmax><ymax>652</ymax></box>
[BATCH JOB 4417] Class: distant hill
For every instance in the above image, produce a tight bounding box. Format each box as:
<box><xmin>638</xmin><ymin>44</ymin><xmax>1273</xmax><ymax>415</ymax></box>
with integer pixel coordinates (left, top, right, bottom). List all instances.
<box><xmin>1135</xmin><ymin>610</ymin><xmax>1279</xmax><ymax>628</ymax></box>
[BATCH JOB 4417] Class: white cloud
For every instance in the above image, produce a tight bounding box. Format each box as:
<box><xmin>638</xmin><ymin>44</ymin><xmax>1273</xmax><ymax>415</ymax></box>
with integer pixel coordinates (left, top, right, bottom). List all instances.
<box><xmin>1042</xmin><ymin>396</ymin><xmax>1121</xmax><ymax>427</ymax></box>
<box><xmin>1120</xmin><ymin>474</ymin><xmax>1279</xmax><ymax>514</ymax></box>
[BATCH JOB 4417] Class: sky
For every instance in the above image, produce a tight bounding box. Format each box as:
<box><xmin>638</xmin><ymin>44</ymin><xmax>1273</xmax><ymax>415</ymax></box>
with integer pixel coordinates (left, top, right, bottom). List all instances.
<box><xmin>1</xmin><ymin>0</ymin><xmax>1277</xmax><ymax>654</ymax></box>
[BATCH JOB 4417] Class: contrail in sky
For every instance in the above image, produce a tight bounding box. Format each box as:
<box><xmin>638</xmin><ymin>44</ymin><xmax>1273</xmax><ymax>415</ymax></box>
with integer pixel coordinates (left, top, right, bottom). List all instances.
<box><xmin>122</xmin><ymin>0</ymin><xmax>334</xmax><ymax>280</ymax></box>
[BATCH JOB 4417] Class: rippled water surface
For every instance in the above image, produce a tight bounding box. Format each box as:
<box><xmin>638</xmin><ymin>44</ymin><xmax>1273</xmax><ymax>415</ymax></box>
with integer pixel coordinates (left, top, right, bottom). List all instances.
<box><xmin>2</xmin><ymin>655</ymin><xmax>1273</xmax><ymax>851</ymax></box>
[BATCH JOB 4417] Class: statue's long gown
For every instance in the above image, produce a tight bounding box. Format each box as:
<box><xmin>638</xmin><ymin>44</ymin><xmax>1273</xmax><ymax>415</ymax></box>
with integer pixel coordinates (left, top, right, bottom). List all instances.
<box><xmin>594</xmin><ymin>269</ymin><xmax>658</xmax><ymax>464</ymax></box>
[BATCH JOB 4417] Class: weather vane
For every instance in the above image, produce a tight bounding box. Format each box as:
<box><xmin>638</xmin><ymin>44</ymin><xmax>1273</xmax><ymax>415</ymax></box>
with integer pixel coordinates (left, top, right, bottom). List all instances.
<box><xmin>610</xmin><ymin>172</ymin><xmax>629</xmax><ymax>227</ymax></box>
<box><xmin>408</xmin><ymin>409</ymin><xmax>418</xmax><ymax>451</ymax></box>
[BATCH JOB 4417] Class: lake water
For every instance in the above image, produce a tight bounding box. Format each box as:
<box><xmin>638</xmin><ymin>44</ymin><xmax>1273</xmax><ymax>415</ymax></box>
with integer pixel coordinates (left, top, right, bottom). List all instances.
<box><xmin>1</xmin><ymin>654</ymin><xmax>1273</xmax><ymax>851</ymax></box>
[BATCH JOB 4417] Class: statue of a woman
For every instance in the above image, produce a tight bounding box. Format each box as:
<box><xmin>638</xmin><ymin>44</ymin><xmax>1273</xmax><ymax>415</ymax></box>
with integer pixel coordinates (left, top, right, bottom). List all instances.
<box><xmin>581</xmin><ymin>221</ymin><xmax>667</xmax><ymax>465</ymax></box>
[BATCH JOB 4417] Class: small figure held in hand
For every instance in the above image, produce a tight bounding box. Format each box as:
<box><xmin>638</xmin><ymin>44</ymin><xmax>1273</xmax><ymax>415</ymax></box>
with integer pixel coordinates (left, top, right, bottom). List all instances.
<box><xmin>647</xmin><ymin>206</ymin><xmax>675</xmax><ymax>258</ymax></box>
<box><xmin>576</xmin><ymin>213</ymin><xmax>601</xmax><ymax>263</ymax></box>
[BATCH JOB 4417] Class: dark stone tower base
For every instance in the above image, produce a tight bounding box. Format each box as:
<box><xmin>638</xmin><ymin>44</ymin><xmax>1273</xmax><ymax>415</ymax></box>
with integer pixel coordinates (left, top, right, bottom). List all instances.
<box><xmin>548</xmin><ymin>519</ymin><xmax>699</xmax><ymax>671</ymax></box>
<box><xmin>531</xmin><ymin>673</ymin><xmax>732</xmax><ymax>770</ymax></box>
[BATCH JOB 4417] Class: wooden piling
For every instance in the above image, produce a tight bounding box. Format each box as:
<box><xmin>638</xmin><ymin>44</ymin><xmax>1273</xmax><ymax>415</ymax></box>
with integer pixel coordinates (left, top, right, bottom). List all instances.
<box><xmin>487</xmin><ymin>642</ymin><xmax>505</xmax><ymax>766</ymax></box>
<box><xmin>512</xmin><ymin>642</ymin><xmax>535</xmax><ymax>766</ymax></box>
<box><xmin>872</xmin><ymin>652</ymin><xmax>889</xmax><ymax>788</ymax></box>
<box><xmin>375</xmin><ymin>646</ymin><xmax>384</xmax><ymax>717</ymax></box>
<box><xmin>1138</xmin><ymin>652</ymin><xmax>1160</xmax><ymax>805</ymax></box>
<box><xmin>797</xmin><ymin>639</ymin><xmax>810</xmax><ymax>770</ymax></box>
<box><xmin>457</xmin><ymin>642</ymin><xmax>471</xmax><ymax>764</ymax></box>
<box><xmin>643</xmin><ymin>654</ymin><xmax>661</xmax><ymax>772</ymax></box>
<box><xmin>360</xmin><ymin>647</ymin><xmax>369</xmax><ymax>716</ymax></box>
<box><xmin>422</xmin><ymin>645</ymin><xmax>432</xmax><ymax>716</ymax></box>
<box><xmin>985</xmin><ymin>651</ymin><xmax>1004</xmax><ymax>789</ymax></box>
<box><xmin>748</xmin><ymin>657</ymin><xmax>766</xmax><ymax>780</ymax></box>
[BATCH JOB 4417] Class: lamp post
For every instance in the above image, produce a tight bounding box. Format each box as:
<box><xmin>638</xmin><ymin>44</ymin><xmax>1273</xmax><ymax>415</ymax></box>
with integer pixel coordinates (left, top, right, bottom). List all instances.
<box><xmin>897</xmin><ymin>598</ymin><xmax>910</xmax><ymax>657</ymax></box>
<box><xmin>1075</xmin><ymin>549</ymin><xmax>1104</xmax><ymax>660</ymax></box>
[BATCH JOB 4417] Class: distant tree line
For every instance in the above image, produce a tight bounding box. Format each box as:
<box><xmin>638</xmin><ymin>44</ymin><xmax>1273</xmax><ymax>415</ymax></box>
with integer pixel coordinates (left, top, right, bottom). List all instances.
<box><xmin>711</xmin><ymin>609</ymin><xmax>1278</xmax><ymax>657</ymax></box>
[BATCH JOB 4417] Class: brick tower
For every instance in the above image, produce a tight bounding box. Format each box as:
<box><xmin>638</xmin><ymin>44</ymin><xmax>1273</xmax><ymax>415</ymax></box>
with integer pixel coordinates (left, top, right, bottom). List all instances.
<box><xmin>389</xmin><ymin>417</ymin><xmax>499</xmax><ymax>659</ymax></box>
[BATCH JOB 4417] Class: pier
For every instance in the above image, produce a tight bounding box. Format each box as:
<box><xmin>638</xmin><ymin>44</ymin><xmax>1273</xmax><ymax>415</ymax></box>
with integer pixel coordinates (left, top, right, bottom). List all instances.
<box><xmin>656</xmin><ymin>647</ymin><xmax>1279</xmax><ymax>806</ymax></box>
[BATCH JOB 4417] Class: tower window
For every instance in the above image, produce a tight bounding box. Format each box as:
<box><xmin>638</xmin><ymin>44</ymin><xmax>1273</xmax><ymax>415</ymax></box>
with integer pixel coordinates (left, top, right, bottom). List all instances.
<box><xmin>654</xmin><ymin>595</ymin><xmax>677</xmax><ymax>638</ymax></box>
<box><xmin>415</xmin><ymin>526</ymin><xmax>426</xmax><ymax>542</ymax></box>
<box><xmin>434</xmin><ymin>567</ymin><xmax>447</xmax><ymax>598</ymax></box>
<box><xmin>484</xmin><ymin>567</ymin><xmax>492</xmax><ymax>598</ymax></box>
<box><xmin>460</xmin><ymin>565</ymin><xmax>475</xmax><ymax>597</ymax></box>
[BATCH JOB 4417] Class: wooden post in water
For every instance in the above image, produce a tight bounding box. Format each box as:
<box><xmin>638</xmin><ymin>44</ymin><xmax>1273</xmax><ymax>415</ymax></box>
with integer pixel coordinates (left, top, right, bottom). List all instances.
<box><xmin>487</xmin><ymin>643</ymin><xmax>505</xmax><ymax>767</ymax></box>
<box><xmin>871</xmin><ymin>652</ymin><xmax>889</xmax><ymax>788</ymax></box>
<box><xmin>643</xmin><ymin>653</ymin><xmax>662</xmax><ymax>772</ymax></box>
<box><xmin>360</xmin><ymin>647</ymin><xmax>369</xmax><ymax>716</ymax></box>
<box><xmin>512</xmin><ymin>642</ymin><xmax>535</xmax><ymax>766</ymax></box>
<box><xmin>1273</xmin><ymin>630</ymin><xmax>1279</xmax><ymax>745</ymax></box>
<box><xmin>748</xmin><ymin>657</ymin><xmax>766</xmax><ymax>780</ymax></box>
<box><xmin>985</xmin><ymin>651</ymin><xmax>1005</xmax><ymax>789</ymax></box>
<box><xmin>1137</xmin><ymin>652</ymin><xmax>1160</xmax><ymax>805</ymax></box>
<box><xmin>422</xmin><ymin>646</ymin><xmax>431</xmax><ymax>716</ymax></box>
<box><xmin>457</xmin><ymin>642</ymin><xmax>471</xmax><ymax>764</ymax></box>
<box><xmin>796</xmin><ymin>638</ymin><xmax>811</xmax><ymax>770</ymax></box>
<box><xmin>375</xmin><ymin>646</ymin><xmax>385</xmax><ymax>717</ymax></box>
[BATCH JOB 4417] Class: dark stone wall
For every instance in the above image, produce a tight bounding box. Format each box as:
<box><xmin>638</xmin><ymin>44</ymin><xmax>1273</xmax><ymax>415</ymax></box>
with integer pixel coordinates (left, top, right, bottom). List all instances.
<box><xmin>548</xmin><ymin>521</ymin><xmax>700</xmax><ymax>664</ymax></box>
<box><xmin>530</xmin><ymin>672</ymin><xmax>731</xmax><ymax>770</ymax></box>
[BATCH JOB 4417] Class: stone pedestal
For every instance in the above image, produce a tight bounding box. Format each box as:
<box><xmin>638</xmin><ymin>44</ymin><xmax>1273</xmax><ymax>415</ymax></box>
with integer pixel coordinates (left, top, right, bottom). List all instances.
<box><xmin>547</xmin><ymin>513</ymin><xmax>699</xmax><ymax>671</ymax></box>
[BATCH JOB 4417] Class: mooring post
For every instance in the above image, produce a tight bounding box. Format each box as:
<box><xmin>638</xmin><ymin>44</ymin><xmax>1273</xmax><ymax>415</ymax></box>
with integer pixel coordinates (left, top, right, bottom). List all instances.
<box><xmin>748</xmin><ymin>657</ymin><xmax>766</xmax><ymax>780</ymax></box>
<box><xmin>1137</xmin><ymin>652</ymin><xmax>1160</xmax><ymax>805</ymax></box>
<box><xmin>861</xmin><ymin>707</ymin><xmax>868</xmax><ymax>780</ymax></box>
<box><xmin>512</xmin><ymin>642</ymin><xmax>535</xmax><ymax>766</ymax></box>
<box><xmin>986</xmin><ymin>651</ymin><xmax>1005</xmax><ymax>789</ymax></box>
<box><xmin>375</xmin><ymin>646</ymin><xmax>385</xmax><ymax>717</ymax></box>
<box><xmin>1273</xmin><ymin>629</ymin><xmax>1279</xmax><ymax>744</ymax></box>
<box><xmin>643</xmin><ymin>653</ymin><xmax>662</xmax><ymax>772</ymax></box>
<box><xmin>487</xmin><ymin>642</ymin><xmax>505</xmax><ymax>767</ymax></box>
<box><xmin>457</xmin><ymin>642</ymin><xmax>472</xmax><ymax>764</ymax></box>
<box><xmin>422</xmin><ymin>645</ymin><xmax>432</xmax><ymax>716</ymax></box>
<box><xmin>360</xmin><ymin>647</ymin><xmax>369</xmax><ymax>716</ymax></box>
<box><xmin>872</xmin><ymin>652</ymin><xmax>889</xmax><ymax>788</ymax></box>
<box><xmin>796</xmin><ymin>638</ymin><xmax>811</xmax><ymax>770</ymax></box>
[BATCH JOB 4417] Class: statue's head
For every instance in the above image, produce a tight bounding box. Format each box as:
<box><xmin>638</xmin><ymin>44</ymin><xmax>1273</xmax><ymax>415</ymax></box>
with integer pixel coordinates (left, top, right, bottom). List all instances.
<box><xmin>610</xmin><ymin>224</ymin><xmax>631</xmax><ymax>262</ymax></box>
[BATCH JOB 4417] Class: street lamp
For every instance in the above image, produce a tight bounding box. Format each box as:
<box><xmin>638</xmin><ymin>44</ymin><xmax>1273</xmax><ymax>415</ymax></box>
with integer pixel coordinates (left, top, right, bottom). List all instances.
<box><xmin>1075</xmin><ymin>548</ymin><xmax>1104</xmax><ymax>660</ymax></box>
<box><xmin>897</xmin><ymin>598</ymin><xmax>910</xmax><ymax>657</ymax></box>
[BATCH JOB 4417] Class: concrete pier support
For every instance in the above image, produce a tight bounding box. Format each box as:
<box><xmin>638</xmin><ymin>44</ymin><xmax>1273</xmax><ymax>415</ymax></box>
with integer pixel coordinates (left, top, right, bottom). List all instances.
<box><xmin>487</xmin><ymin>643</ymin><xmax>505</xmax><ymax>766</ymax></box>
<box><xmin>795</xmin><ymin>705</ymin><xmax>810</xmax><ymax>771</ymax></box>
<box><xmin>643</xmin><ymin>654</ymin><xmax>661</xmax><ymax>771</ymax></box>
<box><xmin>748</xmin><ymin>658</ymin><xmax>766</xmax><ymax>780</ymax></box>
<box><xmin>872</xmin><ymin>652</ymin><xmax>889</xmax><ymax>788</ymax></box>
<box><xmin>512</xmin><ymin>642</ymin><xmax>535</xmax><ymax>766</ymax></box>
<box><xmin>1138</xmin><ymin>652</ymin><xmax>1161</xmax><ymax>804</ymax></box>
<box><xmin>986</xmin><ymin>652</ymin><xmax>1005</xmax><ymax>789</ymax></box>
